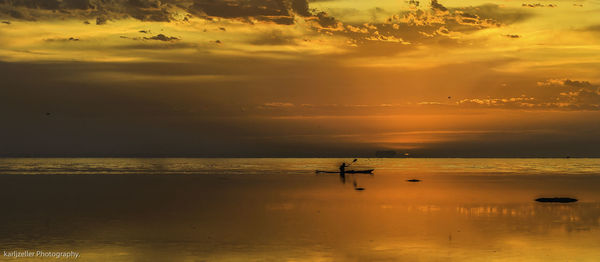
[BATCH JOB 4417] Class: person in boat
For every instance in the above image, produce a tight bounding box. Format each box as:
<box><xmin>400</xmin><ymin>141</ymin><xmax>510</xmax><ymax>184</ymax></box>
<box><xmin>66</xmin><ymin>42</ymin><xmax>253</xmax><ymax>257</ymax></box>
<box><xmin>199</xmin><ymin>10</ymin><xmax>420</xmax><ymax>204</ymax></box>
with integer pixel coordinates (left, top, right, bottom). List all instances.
<box><xmin>339</xmin><ymin>162</ymin><xmax>348</xmax><ymax>173</ymax></box>
<box><xmin>339</xmin><ymin>162</ymin><xmax>348</xmax><ymax>184</ymax></box>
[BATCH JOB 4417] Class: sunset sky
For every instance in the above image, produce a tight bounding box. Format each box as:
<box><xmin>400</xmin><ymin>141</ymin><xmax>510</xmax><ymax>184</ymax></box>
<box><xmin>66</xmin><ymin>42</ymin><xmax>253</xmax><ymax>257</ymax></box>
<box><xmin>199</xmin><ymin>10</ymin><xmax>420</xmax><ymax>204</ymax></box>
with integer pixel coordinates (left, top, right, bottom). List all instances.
<box><xmin>1</xmin><ymin>0</ymin><xmax>599</xmax><ymax>157</ymax></box>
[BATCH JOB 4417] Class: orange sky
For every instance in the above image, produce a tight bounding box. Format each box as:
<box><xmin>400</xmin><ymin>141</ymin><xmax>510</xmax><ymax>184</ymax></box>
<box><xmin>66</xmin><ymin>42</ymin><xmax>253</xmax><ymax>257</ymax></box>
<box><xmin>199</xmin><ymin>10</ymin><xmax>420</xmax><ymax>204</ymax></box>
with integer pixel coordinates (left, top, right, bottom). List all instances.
<box><xmin>0</xmin><ymin>0</ymin><xmax>599</xmax><ymax>156</ymax></box>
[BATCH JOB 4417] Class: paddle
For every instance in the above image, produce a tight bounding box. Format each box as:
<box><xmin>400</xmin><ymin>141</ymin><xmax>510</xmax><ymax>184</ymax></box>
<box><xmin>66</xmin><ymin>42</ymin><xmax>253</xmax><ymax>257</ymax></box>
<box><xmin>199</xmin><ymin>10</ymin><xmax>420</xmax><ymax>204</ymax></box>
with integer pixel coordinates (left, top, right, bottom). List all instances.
<box><xmin>346</xmin><ymin>158</ymin><xmax>358</xmax><ymax>167</ymax></box>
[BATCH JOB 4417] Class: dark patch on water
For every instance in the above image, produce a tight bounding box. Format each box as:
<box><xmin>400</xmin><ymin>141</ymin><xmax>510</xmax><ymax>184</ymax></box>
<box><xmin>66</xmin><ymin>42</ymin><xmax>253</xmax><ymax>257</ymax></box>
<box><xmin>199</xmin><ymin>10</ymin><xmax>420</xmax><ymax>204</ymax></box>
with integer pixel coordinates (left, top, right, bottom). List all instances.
<box><xmin>535</xmin><ymin>197</ymin><xmax>578</xmax><ymax>203</ymax></box>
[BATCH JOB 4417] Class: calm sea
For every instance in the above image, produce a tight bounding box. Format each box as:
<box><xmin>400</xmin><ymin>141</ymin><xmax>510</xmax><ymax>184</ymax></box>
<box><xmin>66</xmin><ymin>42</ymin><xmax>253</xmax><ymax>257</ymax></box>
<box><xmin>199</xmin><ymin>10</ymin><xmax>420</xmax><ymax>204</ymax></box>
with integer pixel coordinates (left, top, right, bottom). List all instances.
<box><xmin>1</xmin><ymin>158</ymin><xmax>600</xmax><ymax>175</ymax></box>
<box><xmin>0</xmin><ymin>158</ymin><xmax>599</xmax><ymax>261</ymax></box>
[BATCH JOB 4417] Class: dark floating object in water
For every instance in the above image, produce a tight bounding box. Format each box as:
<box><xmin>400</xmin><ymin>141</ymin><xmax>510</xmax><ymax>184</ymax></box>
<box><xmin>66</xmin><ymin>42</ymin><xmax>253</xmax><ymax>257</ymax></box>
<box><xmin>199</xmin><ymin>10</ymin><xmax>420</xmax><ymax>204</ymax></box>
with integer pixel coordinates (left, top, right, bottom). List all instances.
<box><xmin>535</xmin><ymin>197</ymin><xmax>577</xmax><ymax>203</ymax></box>
<box><xmin>354</xmin><ymin>187</ymin><xmax>365</xmax><ymax>191</ymax></box>
<box><xmin>315</xmin><ymin>169</ymin><xmax>374</xmax><ymax>174</ymax></box>
<box><xmin>406</xmin><ymin>179</ymin><xmax>421</xmax><ymax>182</ymax></box>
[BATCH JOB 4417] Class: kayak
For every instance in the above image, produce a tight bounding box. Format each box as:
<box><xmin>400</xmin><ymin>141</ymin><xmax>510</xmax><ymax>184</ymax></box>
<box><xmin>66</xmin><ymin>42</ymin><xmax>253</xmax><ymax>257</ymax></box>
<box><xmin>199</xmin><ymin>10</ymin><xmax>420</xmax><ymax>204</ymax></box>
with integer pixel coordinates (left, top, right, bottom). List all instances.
<box><xmin>315</xmin><ymin>169</ymin><xmax>374</xmax><ymax>174</ymax></box>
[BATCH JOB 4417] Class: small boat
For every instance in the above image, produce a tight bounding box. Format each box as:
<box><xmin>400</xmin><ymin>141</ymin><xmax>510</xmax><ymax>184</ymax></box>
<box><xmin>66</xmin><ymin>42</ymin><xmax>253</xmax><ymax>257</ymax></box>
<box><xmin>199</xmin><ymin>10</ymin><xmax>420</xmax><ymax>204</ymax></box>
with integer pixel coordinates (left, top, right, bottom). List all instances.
<box><xmin>315</xmin><ymin>169</ymin><xmax>374</xmax><ymax>174</ymax></box>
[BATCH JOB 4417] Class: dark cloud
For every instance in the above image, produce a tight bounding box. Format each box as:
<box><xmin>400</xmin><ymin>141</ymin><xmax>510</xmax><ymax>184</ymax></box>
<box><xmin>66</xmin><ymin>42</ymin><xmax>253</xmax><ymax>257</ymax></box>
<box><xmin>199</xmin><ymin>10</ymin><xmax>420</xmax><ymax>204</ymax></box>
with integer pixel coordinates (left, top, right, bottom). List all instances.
<box><xmin>4</xmin><ymin>8</ymin><xmax>25</xmax><ymax>19</ymax></box>
<box><xmin>505</xmin><ymin>34</ymin><xmax>520</xmax><ymax>38</ymax></box>
<box><xmin>290</xmin><ymin>0</ymin><xmax>309</xmax><ymax>16</ymax></box>
<box><xmin>127</xmin><ymin>0</ymin><xmax>161</xmax><ymax>9</ymax></box>
<box><xmin>0</xmin><ymin>0</ymin><xmax>188</xmax><ymax>22</ymax></box>
<box><xmin>95</xmin><ymin>16</ymin><xmax>107</xmax><ymax>25</ymax></box>
<box><xmin>66</xmin><ymin>0</ymin><xmax>94</xmax><ymax>9</ymax></box>
<box><xmin>0</xmin><ymin>0</ymin><xmax>527</xmax><ymax>45</ymax></box>
<box><xmin>144</xmin><ymin>34</ymin><xmax>179</xmax><ymax>41</ymax></box>
<box><xmin>190</xmin><ymin>0</ymin><xmax>288</xmax><ymax>18</ymax></box>
<box><xmin>122</xmin><ymin>42</ymin><xmax>198</xmax><ymax>50</ymax></box>
<box><xmin>45</xmin><ymin>37</ymin><xmax>81</xmax><ymax>42</ymax></box>
<box><xmin>0</xmin><ymin>0</ymin><xmax>335</xmax><ymax>26</ymax></box>
<box><xmin>407</xmin><ymin>0</ymin><xmax>420</xmax><ymax>7</ymax></box>
<box><xmin>561</xmin><ymin>79</ymin><xmax>595</xmax><ymax>89</ymax></box>
<box><xmin>188</xmin><ymin>0</ymin><xmax>314</xmax><ymax>24</ymax></box>
<box><xmin>522</xmin><ymin>3</ymin><xmax>556</xmax><ymax>7</ymax></box>
<box><xmin>312</xmin><ymin>11</ymin><xmax>338</xmax><ymax>28</ymax></box>
<box><xmin>430</xmin><ymin>0</ymin><xmax>447</xmax><ymax>12</ymax></box>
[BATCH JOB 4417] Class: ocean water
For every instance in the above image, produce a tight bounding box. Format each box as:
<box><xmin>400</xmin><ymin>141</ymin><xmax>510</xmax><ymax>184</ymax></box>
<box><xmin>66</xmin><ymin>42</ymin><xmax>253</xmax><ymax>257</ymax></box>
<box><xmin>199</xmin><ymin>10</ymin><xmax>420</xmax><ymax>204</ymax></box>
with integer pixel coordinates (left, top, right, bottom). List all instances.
<box><xmin>0</xmin><ymin>158</ymin><xmax>599</xmax><ymax>261</ymax></box>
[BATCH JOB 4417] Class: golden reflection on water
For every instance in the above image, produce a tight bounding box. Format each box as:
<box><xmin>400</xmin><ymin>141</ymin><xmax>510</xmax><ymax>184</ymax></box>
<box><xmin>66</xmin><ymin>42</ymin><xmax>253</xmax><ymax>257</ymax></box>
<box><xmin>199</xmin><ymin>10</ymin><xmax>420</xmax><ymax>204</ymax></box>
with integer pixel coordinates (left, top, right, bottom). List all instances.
<box><xmin>0</xmin><ymin>158</ymin><xmax>599</xmax><ymax>261</ymax></box>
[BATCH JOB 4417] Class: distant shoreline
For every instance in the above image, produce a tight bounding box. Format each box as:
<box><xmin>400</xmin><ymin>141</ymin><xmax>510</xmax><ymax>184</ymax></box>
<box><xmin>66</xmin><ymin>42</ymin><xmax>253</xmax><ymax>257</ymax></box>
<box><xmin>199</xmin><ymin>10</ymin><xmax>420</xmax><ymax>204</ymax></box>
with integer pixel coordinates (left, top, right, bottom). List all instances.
<box><xmin>0</xmin><ymin>156</ymin><xmax>597</xmax><ymax>159</ymax></box>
